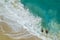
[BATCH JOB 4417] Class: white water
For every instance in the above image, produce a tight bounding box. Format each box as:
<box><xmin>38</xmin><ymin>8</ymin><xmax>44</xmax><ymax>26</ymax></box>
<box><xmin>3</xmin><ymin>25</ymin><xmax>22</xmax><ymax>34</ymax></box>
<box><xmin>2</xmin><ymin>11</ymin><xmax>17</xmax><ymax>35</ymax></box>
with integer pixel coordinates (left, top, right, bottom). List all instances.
<box><xmin>0</xmin><ymin>0</ymin><xmax>56</xmax><ymax>40</ymax></box>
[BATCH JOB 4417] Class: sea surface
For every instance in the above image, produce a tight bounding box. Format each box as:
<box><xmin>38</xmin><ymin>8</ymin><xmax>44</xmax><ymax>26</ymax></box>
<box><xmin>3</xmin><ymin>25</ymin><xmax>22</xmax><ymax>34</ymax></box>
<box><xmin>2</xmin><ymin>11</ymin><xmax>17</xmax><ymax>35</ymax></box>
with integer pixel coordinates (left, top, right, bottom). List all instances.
<box><xmin>21</xmin><ymin>0</ymin><xmax>60</xmax><ymax>40</ymax></box>
<box><xmin>0</xmin><ymin>0</ymin><xmax>60</xmax><ymax>40</ymax></box>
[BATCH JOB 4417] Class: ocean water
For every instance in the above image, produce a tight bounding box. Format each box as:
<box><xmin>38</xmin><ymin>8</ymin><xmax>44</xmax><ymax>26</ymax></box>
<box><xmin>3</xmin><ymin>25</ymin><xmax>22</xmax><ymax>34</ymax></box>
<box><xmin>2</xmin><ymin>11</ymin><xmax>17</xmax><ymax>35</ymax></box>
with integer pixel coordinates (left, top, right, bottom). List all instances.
<box><xmin>0</xmin><ymin>0</ymin><xmax>60</xmax><ymax>40</ymax></box>
<box><xmin>21</xmin><ymin>0</ymin><xmax>60</xmax><ymax>40</ymax></box>
<box><xmin>0</xmin><ymin>0</ymin><xmax>41</xmax><ymax>40</ymax></box>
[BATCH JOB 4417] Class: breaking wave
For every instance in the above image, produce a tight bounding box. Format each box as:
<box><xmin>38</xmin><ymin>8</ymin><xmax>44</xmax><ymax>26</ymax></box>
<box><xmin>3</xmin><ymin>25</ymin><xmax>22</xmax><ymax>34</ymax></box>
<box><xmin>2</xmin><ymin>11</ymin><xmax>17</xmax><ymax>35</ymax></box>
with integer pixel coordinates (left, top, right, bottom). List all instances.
<box><xmin>0</xmin><ymin>0</ymin><xmax>60</xmax><ymax>40</ymax></box>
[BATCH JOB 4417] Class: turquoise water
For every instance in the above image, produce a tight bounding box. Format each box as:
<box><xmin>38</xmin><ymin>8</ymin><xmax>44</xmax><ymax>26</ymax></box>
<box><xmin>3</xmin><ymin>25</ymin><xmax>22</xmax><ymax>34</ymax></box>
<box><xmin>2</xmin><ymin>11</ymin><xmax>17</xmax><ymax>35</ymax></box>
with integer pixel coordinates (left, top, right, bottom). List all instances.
<box><xmin>20</xmin><ymin>0</ymin><xmax>60</xmax><ymax>34</ymax></box>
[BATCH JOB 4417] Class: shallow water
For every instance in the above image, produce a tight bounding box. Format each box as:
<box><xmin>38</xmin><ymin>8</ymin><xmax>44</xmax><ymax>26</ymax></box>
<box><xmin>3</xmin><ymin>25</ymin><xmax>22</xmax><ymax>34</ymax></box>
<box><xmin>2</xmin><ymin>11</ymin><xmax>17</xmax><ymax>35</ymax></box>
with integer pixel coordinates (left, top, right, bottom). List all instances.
<box><xmin>21</xmin><ymin>0</ymin><xmax>60</xmax><ymax>40</ymax></box>
<box><xmin>0</xmin><ymin>0</ymin><xmax>60</xmax><ymax>40</ymax></box>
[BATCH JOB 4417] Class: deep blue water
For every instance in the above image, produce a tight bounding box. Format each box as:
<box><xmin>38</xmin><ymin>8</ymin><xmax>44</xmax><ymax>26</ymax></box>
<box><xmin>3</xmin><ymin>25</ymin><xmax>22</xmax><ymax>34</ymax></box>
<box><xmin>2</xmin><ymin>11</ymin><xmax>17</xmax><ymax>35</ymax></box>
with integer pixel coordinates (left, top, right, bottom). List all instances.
<box><xmin>20</xmin><ymin>0</ymin><xmax>60</xmax><ymax>34</ymax></box>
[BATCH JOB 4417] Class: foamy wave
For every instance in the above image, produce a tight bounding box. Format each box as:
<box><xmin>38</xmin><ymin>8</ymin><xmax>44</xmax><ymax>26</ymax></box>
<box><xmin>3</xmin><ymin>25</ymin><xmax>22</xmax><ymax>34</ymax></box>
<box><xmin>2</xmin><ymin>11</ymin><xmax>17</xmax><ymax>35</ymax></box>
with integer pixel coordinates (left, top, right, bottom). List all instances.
<box><xmin>0</xmin><ymin>0</ymin><xmax>57</xmax><ymax>40</ymax></box>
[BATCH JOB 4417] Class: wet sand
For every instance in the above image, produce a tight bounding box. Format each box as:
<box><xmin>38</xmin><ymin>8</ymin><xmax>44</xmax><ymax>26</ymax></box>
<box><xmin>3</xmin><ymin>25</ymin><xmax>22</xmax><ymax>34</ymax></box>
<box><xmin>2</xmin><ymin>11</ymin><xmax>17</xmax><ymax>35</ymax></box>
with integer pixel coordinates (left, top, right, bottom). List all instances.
<box><xmin>0</xmin><ymin>32</ymin><xmax>41</xmax><ymax>40</ymax></box>
<box><xmin>0</xmin><ymin>22</ymin><xmax>41</xmax><ymax>40</ymax></box>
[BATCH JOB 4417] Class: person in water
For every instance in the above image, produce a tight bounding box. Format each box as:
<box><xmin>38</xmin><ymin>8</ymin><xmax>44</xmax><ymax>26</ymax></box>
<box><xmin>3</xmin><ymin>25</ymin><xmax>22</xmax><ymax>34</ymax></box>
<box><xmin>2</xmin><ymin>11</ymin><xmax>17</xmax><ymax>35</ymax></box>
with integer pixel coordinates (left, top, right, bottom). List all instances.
<box><xmin>21</xmin><ymin>0</ymin><xmax>60</xmax><ymax>34</ymax></box>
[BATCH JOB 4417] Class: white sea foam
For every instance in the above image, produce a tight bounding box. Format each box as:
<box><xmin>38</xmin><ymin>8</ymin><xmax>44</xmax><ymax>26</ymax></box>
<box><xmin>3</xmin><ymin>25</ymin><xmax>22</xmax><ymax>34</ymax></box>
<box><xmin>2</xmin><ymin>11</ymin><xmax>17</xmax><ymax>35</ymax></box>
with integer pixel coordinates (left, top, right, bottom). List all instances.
<box><xmin>0</xmin><ymin>0</ymin><xmax>57</xmax><ymax>40</ymax></box>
